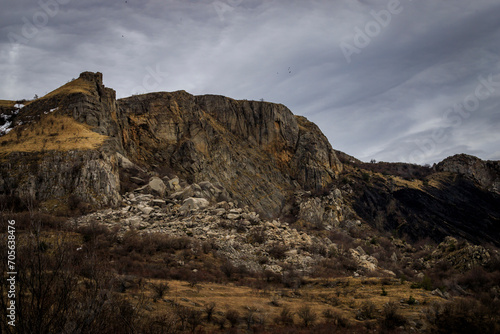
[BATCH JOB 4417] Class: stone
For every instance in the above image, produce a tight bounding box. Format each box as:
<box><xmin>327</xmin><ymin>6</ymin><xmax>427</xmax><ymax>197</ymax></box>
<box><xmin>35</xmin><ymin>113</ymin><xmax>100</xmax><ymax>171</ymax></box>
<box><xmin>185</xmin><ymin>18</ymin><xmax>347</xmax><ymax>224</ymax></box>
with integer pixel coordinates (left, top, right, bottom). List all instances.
<box><xmin>437</xmin><ymin>154</ymin><xmax>500</xmax><ymax>194</ymax></box>
<box><xmin>130</xmin><ymin>176</ymin><xmax>145</xmax><ymax>185</ymax></box>
<box><xmin>139</xmin><ymin>206</ymin><xmax>154</xmax><ymax>215</ymax></box>
<box><xmin>126</xmin><ymin>216</ymin><xmax>142</xmax><ymax>228</ymax></box>
<box><xmin>171</xmin><ymin>185</ymin><xmax>195</xmax><ymax>200</ymax></box>
<box><xmin>116</xmin><ymin>152</ymin><xmax>137</xmax><ymax>170</ymax></box>
<box><xmin>150</xmin><ymin>199</ymin><xmax>166</xmax><ymax>207</ymax></box>
<box><xmin>179</xmin><ymin>197</ymin><xmax>209</xmax><ymax>213</ymax></box>
<box><xmin>349</xmin><ymin>247</ymin><xmax>378</xmax><ymax>271</ymax></box>
<box><xmin>226</xmin><ymin>213</ymin><xmax>240</xmax><ymax>220</ymax></box>
<box><xmin>148</xmin><ymin>177</ymin><xmax>167</xmax><ymax>197</ymax></box>
<box><xmin>167</xmin><ymin>178</ymin><xmax>181</xmax><ymax>192</ymax></box>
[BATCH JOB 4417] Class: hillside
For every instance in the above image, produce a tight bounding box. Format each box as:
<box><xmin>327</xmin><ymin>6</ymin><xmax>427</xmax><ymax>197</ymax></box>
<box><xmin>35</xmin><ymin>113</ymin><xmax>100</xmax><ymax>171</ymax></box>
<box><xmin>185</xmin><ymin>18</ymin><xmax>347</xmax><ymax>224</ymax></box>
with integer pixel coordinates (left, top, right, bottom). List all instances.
<box><xmin>0</xmin><ymin>71</ymin><xmax>499</xmax><ymax>333</ymax></box>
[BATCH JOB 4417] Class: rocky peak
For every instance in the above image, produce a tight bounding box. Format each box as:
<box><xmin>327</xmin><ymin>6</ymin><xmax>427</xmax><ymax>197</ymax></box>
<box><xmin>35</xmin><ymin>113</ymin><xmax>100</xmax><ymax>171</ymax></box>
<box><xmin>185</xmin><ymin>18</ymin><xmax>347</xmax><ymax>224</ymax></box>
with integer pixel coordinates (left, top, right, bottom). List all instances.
<box><xmin>436</xmin><ymin>154</ymin><xmax>500</xmax><ymax>194</ymax></box>
<box><xmin>79</xmin><ymin>71</ymin><xmax>103</xmax><ymax>85</ymax></box>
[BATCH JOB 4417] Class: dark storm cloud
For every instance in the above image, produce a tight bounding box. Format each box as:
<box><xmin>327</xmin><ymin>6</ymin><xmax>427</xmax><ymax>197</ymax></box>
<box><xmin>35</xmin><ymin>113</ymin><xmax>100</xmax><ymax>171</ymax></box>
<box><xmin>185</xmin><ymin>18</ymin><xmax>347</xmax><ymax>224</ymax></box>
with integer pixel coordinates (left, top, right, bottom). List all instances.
<box><xmin>1</xmin><ymin>0</ymin><xmax>499</xmax><ymax>164</ymax></box>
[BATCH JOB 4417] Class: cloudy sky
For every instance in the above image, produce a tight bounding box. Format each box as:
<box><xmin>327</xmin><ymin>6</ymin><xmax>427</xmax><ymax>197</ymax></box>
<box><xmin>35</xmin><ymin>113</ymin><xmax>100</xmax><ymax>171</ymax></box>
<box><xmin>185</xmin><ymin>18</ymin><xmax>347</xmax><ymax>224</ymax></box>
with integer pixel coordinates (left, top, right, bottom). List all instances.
<box><xmin>1</xmin><ymin>0</ymin><xmax>500</xmax><ymax>164</ymax></box>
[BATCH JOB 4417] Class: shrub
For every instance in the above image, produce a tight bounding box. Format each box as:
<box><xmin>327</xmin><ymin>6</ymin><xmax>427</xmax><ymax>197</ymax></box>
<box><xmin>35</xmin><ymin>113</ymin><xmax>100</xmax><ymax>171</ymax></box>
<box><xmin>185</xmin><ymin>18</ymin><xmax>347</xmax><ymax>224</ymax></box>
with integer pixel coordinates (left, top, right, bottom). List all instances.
<box><xmin>362</xmin><ymin>172</ymin><xmax>371</xmax><ymax>182</ymax></box>
<box><xmin>186</xmin><ymin>309</ymin><xmax>203</xmax><ymax>333</ymax></box>
<box><xmin>151</xmin><ymin>282</ymin><xmax>169</xmax><ymax>301</ymax></box>
<box><xmin>268</xmin><ymin>243</ymin><xmax>288</xmax><ymax>259</ymax></box>
<box><xmin>356</xmin><ymin>301</ymin><xmax>377</xmax><ymax>320</ymax></box>
<box><xmin>425</xmin><ymin>298</ymin><xmax>496</xmax><ymax>334</ymax></box>
<box><xmin>225</xmin><ymin>309</ymin><xmax>241</xmax><ymax>328</ymax></box>
<box><xmin>408</xmin><ymin>295</ymin><xmax>416</xmax><ymax>305</ymax></box>
<box><xmin>204</xmin><ymin>302</ymin><xmax>216</xmax><ymax>323</ymax></box>
<box><xmin>297</xmin><ymin>305</ymin><xmax>317</xmax><ymax>327</ymax></box>
<box><xmin>381</xmin><ymin>302</ymin><xmax>407</xmax><ymax>330</ymax></box>
<box><xmin>275</xmin><ymin>307</ymin><xmax>294</xmax><ymax>326</ymax></box>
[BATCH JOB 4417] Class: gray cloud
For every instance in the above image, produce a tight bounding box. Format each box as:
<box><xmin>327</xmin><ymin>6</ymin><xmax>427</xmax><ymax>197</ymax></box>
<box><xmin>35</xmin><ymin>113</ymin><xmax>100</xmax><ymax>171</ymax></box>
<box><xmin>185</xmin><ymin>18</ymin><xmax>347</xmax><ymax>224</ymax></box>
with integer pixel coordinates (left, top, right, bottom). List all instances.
<box><xmin>1</xmin><ymin>0</ymin><xmax>499</xmax><ymax>164</ymax></box>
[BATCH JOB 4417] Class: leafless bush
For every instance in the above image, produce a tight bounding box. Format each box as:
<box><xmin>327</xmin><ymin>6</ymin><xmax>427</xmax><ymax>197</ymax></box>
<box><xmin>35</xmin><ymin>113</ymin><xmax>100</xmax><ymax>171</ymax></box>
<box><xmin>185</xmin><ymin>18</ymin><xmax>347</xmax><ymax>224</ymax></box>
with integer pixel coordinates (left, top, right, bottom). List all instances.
<box><xmin>151</xmin><ymin>282</ymin><xmax>170</xmax><ymax>301</ymax></box>
<box><xmin>225</xmin><ymin>309</ymin><xmax>241</xmax><ymax>328</ymax></box>
<box><xmin>268</xmin><ymin>242</ymin><xmax>288</xmax><ymax>259</ymax></box>
<box><xmin>144</xmin><ymin>313</ymin><xmax>178</xmax><ymax>334</ymax></box>
<box><xmin>297</xmin><ymin>305</ymin><xmax>317</xmax><ymax>327</ymax></box>
<box><xmin>381</xmin><ymin>301</ymin><xmax>406</xmax><ymax>330</ymax></box>
<box><xmin>424</xmin><ymin>298</ymin><xmax>497</xmax><ymax>334</ymax></box>
<box><xmin>274</xmin><ymin>306</ymin><xmax>294</xmax><ymax>326</ymax></box>
<box><xmin>248</xmin><ymin>227</ymin><xmax>267</xmax><ymax>244</ymax></box>
<box><xmin>356</xmin><ymin>301</ymin><xmax>377</xmax><ymax>320</ymax></box>
<box><xmin>204</xmin><ymin>301</ymin><xmax>216</xmax><ymax>323</ymax></box>
<box><xmin>186</xmin><ymin>309</ymin><xmax>203</xmax><ymax>333</ymax></box>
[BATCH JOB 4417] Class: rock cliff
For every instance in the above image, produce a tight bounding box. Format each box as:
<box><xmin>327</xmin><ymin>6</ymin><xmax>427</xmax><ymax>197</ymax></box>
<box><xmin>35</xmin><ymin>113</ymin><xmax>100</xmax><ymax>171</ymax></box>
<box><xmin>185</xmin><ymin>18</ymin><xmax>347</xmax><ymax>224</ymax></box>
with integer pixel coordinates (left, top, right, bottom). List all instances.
<box><xmin>0</xmin><ymin>72</ymin><xmax>341</xmax><ymax>215</ymax></box>
<box><xmin>117</xmin><ymin>91</ymin><xmax>341</xmax><ymax>216</ymax></box>
<box><xmin>0</xmin><ymin>72</ymin><xmax>124</xmax><ymax>209</ymax></box>
<box><xmin>436</xmin><ymin>154</ymin><xmax>500</xmax><ymax>194</ymax></box>
<box><xmin>1</xmin><ymin>71</ymin><xmax>499</xmax><ymax>247</ymax></box>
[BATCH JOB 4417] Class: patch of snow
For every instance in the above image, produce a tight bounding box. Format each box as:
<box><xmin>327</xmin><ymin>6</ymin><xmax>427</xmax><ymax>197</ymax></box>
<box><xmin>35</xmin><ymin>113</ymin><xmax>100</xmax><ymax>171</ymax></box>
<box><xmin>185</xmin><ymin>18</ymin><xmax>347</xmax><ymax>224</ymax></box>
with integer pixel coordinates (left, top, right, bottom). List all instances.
<box><xmin>49</xmin><ymin>107</ymin><xmax>58</xmax><ymax>113</ymax></box>
<box><xmin>14</xmin><ymin>103</ymin><xmax>24</xmax><ymax>109</ymax></box>
<box><xmin>0</xmin><ymin>121</ymin><xmax>12</xmax><ymax>135</ymax></box>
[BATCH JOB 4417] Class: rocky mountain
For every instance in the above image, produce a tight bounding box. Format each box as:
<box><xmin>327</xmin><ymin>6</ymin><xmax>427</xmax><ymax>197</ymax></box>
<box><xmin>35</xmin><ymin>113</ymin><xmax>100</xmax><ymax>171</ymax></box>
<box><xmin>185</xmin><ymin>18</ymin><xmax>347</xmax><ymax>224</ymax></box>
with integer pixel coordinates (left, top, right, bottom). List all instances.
<box><xmin>436</xmin><ymin>154</ymin><xmax>500</xmax><ymax>194</ymax></box>
<box><xmin>1</xmin><ymin>71</ymin><xmax>499</xmax><ymax>248</ymax></box>
<box><xmin>2</xmin><ymin>72</ymin><xmax>500</xmax><ymax>334</ymax></box>
<box><xmin>0</xmin><ymin>72</ymin><xmax>340</xmax><ymax>217</ymax></box>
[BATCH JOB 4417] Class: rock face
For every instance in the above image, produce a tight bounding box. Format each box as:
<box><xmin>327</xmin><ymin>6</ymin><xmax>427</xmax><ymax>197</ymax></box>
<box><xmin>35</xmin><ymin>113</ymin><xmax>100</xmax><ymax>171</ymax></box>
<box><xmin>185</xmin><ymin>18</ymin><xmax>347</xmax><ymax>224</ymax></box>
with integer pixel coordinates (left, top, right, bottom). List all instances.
<box><xmin>436</xmin><ymin>154</ymin><xmax>500</xmax><ymax>194</ymax></box>
<box><xmin>0</xmin><ymin>72</ymin><xmax>123</xmax><ymax>209</ymax></box>
<box><xmin>1</xmin><ymin>150</ymin><xmax>120</xmax><ymax>208</ymax></box>
<box><xmin>117</xmin><ymin>90</ymin><xmax>342</xmax><ymax>216</ymax></box>
<box><xmin>0</xmin><ymin>72</ymin><xmax>341</xmax><ymax>215</ymax></box>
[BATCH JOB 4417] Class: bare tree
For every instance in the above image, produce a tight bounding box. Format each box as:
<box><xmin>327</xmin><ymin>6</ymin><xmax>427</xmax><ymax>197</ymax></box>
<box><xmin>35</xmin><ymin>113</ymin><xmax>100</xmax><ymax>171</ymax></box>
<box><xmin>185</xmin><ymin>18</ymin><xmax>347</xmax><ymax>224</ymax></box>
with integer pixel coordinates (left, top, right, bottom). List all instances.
<box><xmin>204</xmin><ymin>301</ymin><xmax>216</xmax><ymax>323</ymax></box>
<box><xmin>151</xmin><ymin>282</ymin><xmax>170</xmax><ymax>301</ymax></box>
<box><xmin>297</xmin><ymin>305</ymin><xmax>317</xmax><ymax>328</ymax></box>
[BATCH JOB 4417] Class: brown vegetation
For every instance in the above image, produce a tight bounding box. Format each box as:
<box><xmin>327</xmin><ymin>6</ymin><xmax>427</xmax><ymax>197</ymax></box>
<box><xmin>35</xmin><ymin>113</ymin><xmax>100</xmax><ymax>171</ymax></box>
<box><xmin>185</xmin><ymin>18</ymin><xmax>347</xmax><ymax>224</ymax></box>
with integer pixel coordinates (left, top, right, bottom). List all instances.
<box><xmin>0</xmin><ymin>114</ymin><xmax>107</xmax><ymax>153</ymax></box>
<box><xmin>1</xmin><ymin>197</ymin><xmax>499</xmax><ymax>333</ymax></box>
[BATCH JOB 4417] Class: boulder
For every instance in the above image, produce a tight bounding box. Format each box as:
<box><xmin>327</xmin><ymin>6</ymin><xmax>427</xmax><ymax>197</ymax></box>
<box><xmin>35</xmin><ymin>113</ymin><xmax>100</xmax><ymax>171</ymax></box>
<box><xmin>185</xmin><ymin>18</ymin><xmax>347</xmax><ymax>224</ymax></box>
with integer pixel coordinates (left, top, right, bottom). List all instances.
<box><xmin>148</xmin><ymin>177</ymin><xmax>167</xmax><ymax>197</ymax></box>
<box><xmin>349</xmin><ymin>247</ymin><xmax>378</xmax><ymax>271</ymax></box>
<box><xmin>179</xmin><ymin>197</ymin><xmax>209</xmax><ymax>214</ymax></box>
<box><xmin>116</xmin><ymin>152</ymin><xmax>138</xmax><ymax>170</ymax></box>
<box><xmin>167</xmin><ymin>178</ymin><xmax>181</xmax><ymax>192</ymax></box>
<box><xmin>130</xmin><ymin>176</ymin><xmax>145</xmax><ymax>185</ymax></box>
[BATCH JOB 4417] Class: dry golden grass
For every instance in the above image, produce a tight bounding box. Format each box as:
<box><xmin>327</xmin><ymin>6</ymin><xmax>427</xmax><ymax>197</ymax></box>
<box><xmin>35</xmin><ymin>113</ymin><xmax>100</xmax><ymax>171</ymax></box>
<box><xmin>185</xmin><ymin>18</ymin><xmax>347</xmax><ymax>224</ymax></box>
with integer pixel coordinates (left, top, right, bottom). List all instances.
<box><xmin>426</xmin><ymin>172</ymin><xmax>455</xmax><ymax>189</ymax></box>
<box><xmin>0</xmin><ymin>78</ymin><xmax>94</xmax><ymax>109</ymax></box>
<box><xmin>0</xmin><ymin>114</ymin><xmax>107</xmax><ymax>153</ymax></box>
<box><xmin>0</xmin><ymin>100</ymin><xmax>16</xmax><ymax>108</ymax></box>
<box><xmin>390</xmin><ymin>175</ymin><xmax>425</xmax><ymax>190</ymax></box>
<box><xmin>141</xmin><ymin>277</ymin><xmax>442</xmax><ymax>325</ymax></box>
<box><xmin>38</xmin><ymin>78</ymin><xmax>95</xmax><ymax>101</ymax></box>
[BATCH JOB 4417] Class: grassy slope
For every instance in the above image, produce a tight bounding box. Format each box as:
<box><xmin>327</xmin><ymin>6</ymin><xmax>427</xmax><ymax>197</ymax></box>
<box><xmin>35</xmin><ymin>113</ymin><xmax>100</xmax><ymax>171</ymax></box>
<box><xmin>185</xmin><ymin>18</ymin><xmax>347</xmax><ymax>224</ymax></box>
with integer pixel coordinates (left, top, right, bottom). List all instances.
<box><xmin>0</xmin><ymin>114</ymin><xmax>106</xmax><ymax>153</ymax></box>
<box><xmin>138</xmin><ymin>277</ymin><xmax>441</xmax><ymax>329</ymax></box>
<box><xmin>0</xmin><ymin>77</ymin><xmax>105</xmax><ymax>153</ymax></box>
<box><xmin>0</xmin><ymin>100</ymin><xmax>16</xmax><ymax>108</ymax></box>
<box><xmin>38</xmin><ymin>77</ymin><xmax>95</xmax><ymax>101</ymax></box>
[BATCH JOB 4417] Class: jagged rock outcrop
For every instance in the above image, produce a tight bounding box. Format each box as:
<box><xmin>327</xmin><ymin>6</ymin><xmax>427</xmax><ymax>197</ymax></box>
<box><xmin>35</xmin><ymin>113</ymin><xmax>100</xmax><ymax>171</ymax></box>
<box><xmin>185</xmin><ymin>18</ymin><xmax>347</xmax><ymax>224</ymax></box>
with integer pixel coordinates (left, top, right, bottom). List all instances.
<box><xmin>1</xmin><ymin>150</ymin><xmax>120</xmax><ymax>208</ymax></box>
<box><xmin>436</xmin><ymin>154</ymin><xmax>500</xmax><ymax>194</ymax></box>
<box><xmin>347</xmin><ymin>159</ymin><xmax>500</xmax><ymax>246</ymax></box>
<box><xmin>295</xmin><ymin>188</ymin><xmax>355</xmax><ymax>229</ymax></box>
<box><xmin>0</xmin><ymin>71</ymin><xmax>342</xmax><ymax>215</ymax></box>
<box><xmin>431</xmin><ymin>236</ymin><xmax>491</xmax><ymax>272</ymax></box>
<box><xmin>117</xmin><ymin>89</ymin><xmax>342</xmax><ymax>216</ymax></box>
<box><xmin>0</xmin><ymin>72</ymin><xmax>124</xmax><ymax>208</ymax></box>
